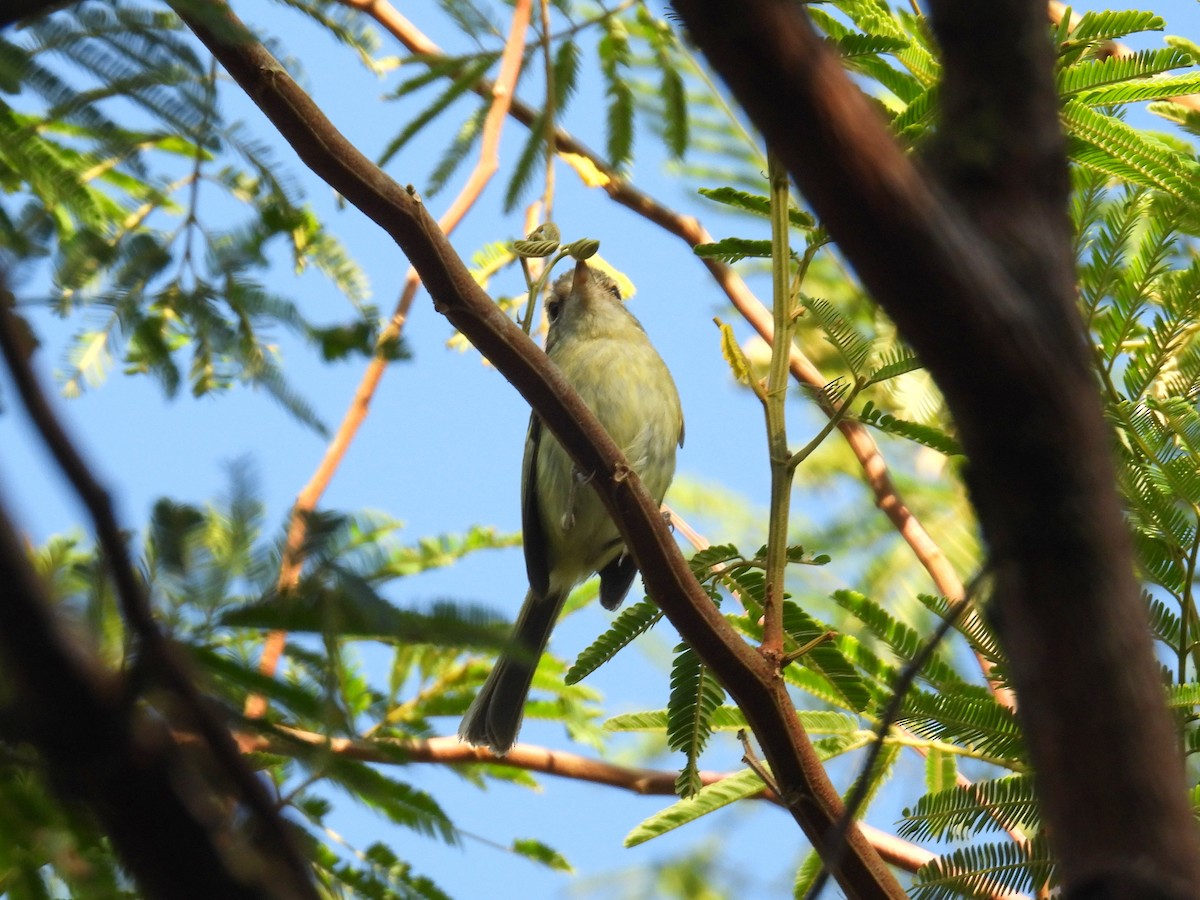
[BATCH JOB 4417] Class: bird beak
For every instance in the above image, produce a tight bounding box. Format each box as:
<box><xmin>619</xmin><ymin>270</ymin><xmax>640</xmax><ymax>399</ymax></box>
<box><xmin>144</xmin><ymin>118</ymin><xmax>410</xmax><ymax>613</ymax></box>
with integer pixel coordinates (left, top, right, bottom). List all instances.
<box><xmin>571</xmin><ymin>260</ymin><xmax>590</xmax><ymax>296</ymax></box>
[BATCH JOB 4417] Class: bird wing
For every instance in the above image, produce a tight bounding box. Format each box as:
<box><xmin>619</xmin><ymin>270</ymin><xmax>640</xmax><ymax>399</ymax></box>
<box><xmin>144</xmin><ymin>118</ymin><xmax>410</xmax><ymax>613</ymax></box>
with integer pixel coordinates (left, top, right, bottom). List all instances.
<box><xmin>521</xmin><ymin>413</ymin><xmax>550</xmax><ymax>598</ymax></box>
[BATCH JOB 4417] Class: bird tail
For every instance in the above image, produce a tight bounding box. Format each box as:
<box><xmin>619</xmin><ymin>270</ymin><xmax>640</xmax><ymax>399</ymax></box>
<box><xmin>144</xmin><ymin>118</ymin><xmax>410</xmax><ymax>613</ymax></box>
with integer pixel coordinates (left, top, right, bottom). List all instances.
<box><xmin>458</xmin><ymin>588</ymin><xmax>566</xmax><ymax>754</ymax></box>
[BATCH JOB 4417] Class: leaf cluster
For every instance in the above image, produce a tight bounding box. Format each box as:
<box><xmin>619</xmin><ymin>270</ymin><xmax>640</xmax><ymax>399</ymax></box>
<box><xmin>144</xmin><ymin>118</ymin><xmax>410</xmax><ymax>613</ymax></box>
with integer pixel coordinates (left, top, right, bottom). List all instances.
<box><xmin>2</xmin><ymin>2</ymin><xmax>381</xmax><ymax>428</ymax></box>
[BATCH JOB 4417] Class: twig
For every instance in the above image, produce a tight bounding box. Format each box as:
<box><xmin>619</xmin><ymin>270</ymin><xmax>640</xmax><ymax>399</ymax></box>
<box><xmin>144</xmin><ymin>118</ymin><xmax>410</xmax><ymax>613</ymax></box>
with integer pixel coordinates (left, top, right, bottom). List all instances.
<box><xmin>246</xmin><ymin>0</ymin><xmax>536</xmax><ymax>715</ymax></box>
<box><xmin>737</xmin><ymin>728</ymin><xmax>781</xmax><ymax>794</ymax></box>
<box><xmin>804</xmin><ymin>579</ymin><xmax>977</xmax><ymax>900</ymax></box>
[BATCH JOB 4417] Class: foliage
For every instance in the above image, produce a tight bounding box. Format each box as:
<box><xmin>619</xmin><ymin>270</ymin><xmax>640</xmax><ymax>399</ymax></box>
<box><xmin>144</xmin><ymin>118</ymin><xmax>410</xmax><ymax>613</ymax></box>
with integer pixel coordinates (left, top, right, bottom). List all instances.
<box><xmin>5</xmin><ymin>0</ymin><xmax>1200</xmax><ymax>898</ymax></box>
<box><xmin>0</xmin><ymin>1</ymin><xmax>384</xmax><ymax>431</ymax></box>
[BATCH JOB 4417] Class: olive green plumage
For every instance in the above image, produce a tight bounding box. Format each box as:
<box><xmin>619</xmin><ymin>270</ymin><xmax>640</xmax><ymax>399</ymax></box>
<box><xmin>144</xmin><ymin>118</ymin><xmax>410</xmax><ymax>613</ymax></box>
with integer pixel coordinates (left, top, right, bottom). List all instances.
<box><xmin>459</xmin><ymin>261</ymin><xmax>683</xmax><ymax>753</ymax></box>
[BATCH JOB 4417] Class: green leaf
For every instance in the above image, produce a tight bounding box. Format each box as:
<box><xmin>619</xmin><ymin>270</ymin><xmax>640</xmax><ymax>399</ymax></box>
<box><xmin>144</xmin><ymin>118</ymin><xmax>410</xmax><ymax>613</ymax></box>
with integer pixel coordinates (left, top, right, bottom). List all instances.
<box><xmin>148</xmin><ymin>498</ymin><xmax>206</xmax><ymax>573</ymax></box>
<box><xmin>866</xmin><ymin>348</ymin><xmax>922</xmax><ymax>385</ymax></box>
<box><xmin>803</xmin><ymin>297</ymin><xmax>873</xmax><ymax>374</ymax></box>
<box><xmin>503</xmin><ymin>113</ymin><xmax>546</xmax><ymax>212</ymax></box>
<box><xmin>912</xmin><ymin>835</ymin><xmax>1053</xmax><ymax>900</ymax></box>
<box><xmin>1064</xmin><ymin>100</ymin><xmax>1200</xmax><ymax>207</ymax></box>
<box><xmin>1166</xmin><ymin>682</ymin><xmax>1200</xmax><ymax>710</ymax></box>
<box><xmin>624</xmin><ymin>768</ymin><xmax>765</xmax><ymax>847</ymax></box>
<box><xmin>782</xmin><ymin>602</ymin><xmax>872</xmax><ymax>712</ymax></box>
<box><xmin>666</xmin><ymin>643</ymin><xmax>726</xmax><ymax>797</ymax></box>
<box><xmin>379</xmin><ymin>54</ymin><xmax>497</xmax><ymax>167</ymax></box>
<box><xmin>793</xmin><ymin>852</ymin><xmax>825</xmax><ymax>900</ymax></box>
<box><xmin>427</xmin><ymin>102</ymin><xmax>487</xmax><ymax>196</ymax></box>
<box><xmin>1057</xmin><ymin>47</ymin><xmax>1193</xmax><ymax>97</ymax></box>
<box><xmin>832</xmin><ymin>589</ymin><xmax>970</xmax><ymax>692</ymax></box>
<box><xmin>925</xmin><ymin>746</ymin><xmax>958</xmax><ymax>796</ymax></box>
<box><xmin>687</xmin><ymin>543</ymin><xmax>744</xmax><ymax>576</ymax></box>
<box><xmin>599</xmin><ymin>19</ymin><xmax>634</xmax><ymax>167</ymax></box>
<box><xmin>511</xmin><ymin>838</ymin><xmax>572</xmax><ymax>872</ymax></box>
<box><xmin>190</xmin><ymin>646</ymin><xmax>326</xmax><ymax>720</ymax></box>
<box><xmin>900</xmin><ymin>775</ymin><xmax>1038</xmax><ymax>842</ymax></box>
<box><xmin>220</xmin><ymin>588</ymin><xmax>510</xmax><ymax>649</ymax></box>
<box><xmin>316</xmin><ymin>756</ymin><xmax>459</xmax><ymax>844</ymax></box>
<box><xmin>607</xmin><ymin>706</ymin><xmax>857</xmax><ymax>736</ymax></box>
<box><xmin>566</xmin><ymin>597</ymin><xmax>662</xmax><ymax>684</ymax></box>
<box><xmin>380</xmin><ymin>525</ymin><xmax>520</xmax><ymax>577</ymax></box>
<box><xmin>899</xmin><ymin>688</ymin><xmax>1025</xmax><ymax>764</ymax></box>
<box><xmin>916</xmin><ymin>594</ymin><xmax>1006</xmax><ymax>670</ymax></box>
<box><xmin>856</xmin><ymin>400</ymin><xmax>964</xmax><ymax>455</ymax></box>
<box><xmin>693</xmin><ymin>237</ymin><xmax>773</xmax><ymax>263</ymax></box>
<box><xmin>660</xmin><ymin>64</ymin><xmax>688</xmax><ymax>159</ymax></box>
<box><xmin>698</xmin><ymin>186</ymin><xmax>816</xmax><ymax>230</ymax></box>
<box><xmin>1065</xmin><ymin>9</ymin><xmax>1163</xmax><ymax>46</ymax></box>
<box><xmin>1084</xmin><ymin>75</ymin><xmax>1200</xmax><ymax>106</ymax></box>
<box><xmin>552</xmin><ymin>39</ymin><xmax>580</xmax><ymax>110</ymax></box>
<box><xmin>831</xmin><ymin>33</ymin><xmax>909</xmax><ymax>58</ymax></box>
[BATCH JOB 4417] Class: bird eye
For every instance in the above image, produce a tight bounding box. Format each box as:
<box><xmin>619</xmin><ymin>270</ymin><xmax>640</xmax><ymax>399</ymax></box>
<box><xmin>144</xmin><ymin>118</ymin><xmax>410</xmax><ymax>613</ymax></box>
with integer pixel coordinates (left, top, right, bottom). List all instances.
<box><xmin>606</xmin><ymin>283</ymin><xmax>621</xmax><ymax>299</ymax></box>
<box><xmin>546</xmin><ymin>299</ymin><xmax>562</xmax><ymax>322</ymax></box>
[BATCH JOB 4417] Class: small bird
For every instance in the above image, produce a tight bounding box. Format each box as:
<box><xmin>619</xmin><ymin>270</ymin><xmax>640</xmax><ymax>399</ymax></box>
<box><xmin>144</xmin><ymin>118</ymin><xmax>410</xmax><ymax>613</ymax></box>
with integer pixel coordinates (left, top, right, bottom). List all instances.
<box><xmin>459</xmin><ymin>260</ymin><xmax>684</xmax><ymax>754</ymax></box>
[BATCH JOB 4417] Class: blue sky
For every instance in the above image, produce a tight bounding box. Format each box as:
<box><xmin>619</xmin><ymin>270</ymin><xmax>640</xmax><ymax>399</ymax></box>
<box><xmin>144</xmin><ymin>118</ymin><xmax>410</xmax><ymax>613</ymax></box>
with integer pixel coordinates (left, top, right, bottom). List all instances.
<box><xmin>4</xmin><ymin>1</ymin><xmax>1200</xmax><ymax>897</ymax></box>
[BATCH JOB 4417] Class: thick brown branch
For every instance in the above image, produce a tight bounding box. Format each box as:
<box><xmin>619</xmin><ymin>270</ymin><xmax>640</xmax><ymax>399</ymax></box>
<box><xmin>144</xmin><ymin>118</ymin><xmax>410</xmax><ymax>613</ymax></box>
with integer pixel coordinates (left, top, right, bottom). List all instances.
<box><xmin>176</xmin><ymin>4</ymin><xmax>903</xmax><ymax>896</ymax></box>
<box><xmin>668</xmin><ymin>0</ymin><xmax>1200</xmax><ymax>895</ymax></box>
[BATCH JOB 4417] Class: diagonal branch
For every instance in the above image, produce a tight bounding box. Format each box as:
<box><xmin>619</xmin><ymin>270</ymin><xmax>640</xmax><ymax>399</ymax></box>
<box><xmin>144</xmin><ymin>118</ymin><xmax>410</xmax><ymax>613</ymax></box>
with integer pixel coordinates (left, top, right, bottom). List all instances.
<box><xmin>668</xmin><ymin>0</ymin><xmax>1200</xmax><ymax>894</ymax></box>
<box><xmin>175</xmin><ymin>3</ymin><xmax>904</xmax><ymax>895</ymax></box>
<box><xmin>247</xmin><ymin>0</ymin><xmax>535</xmax><ymax>717</ymax></box>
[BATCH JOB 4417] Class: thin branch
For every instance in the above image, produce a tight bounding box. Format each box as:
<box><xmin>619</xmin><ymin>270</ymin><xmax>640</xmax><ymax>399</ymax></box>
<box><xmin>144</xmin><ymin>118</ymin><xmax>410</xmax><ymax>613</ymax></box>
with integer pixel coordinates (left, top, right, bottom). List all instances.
<box><xmin>805</xmin><ymin>580</ymin><xmax>974</xmax><ymax>900</ymax></box>
<box><xmin>246</xmin><ymin>0</ymin><xmax>535</xmax><ymax>715</ymax></box>
<box><xmin>240</xmin><ymin>727</ymin><xmax>965</xmax><ymax>883</ymax></box>
<box><xmin>177</xmin><ymin>5</ymin><xmax>903</xmax><ymax>895</ymax></box>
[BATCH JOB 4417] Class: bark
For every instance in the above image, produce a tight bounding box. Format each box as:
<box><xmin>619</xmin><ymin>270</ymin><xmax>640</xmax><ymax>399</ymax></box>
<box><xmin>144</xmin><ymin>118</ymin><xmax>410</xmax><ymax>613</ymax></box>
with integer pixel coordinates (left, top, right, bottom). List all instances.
<box><xmin>667</xmin><ymin>0</ymin><xmax>1200</xmax><ymax>895</ymax></box>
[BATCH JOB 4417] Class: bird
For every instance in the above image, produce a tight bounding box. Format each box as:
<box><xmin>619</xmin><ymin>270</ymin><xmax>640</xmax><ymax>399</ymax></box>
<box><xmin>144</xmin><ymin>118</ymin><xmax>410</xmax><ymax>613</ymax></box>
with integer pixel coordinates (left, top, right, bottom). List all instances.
<box><xmin>459</xmin><ymin>260</ymin><xmax>684</xmax><ymax>754</ymax></box>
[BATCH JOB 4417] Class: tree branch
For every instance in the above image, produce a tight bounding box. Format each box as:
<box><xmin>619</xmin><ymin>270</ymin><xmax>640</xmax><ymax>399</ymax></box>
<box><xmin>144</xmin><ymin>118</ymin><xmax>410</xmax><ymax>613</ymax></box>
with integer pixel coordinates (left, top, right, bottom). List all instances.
<box><xmin>248</xmin><ymin>0</ymin><xmax>536</xmax><ymax>717</ymax></box>
<box><xmin>240</xmin><ymin>728</ymin><xmax>969</xmax><ymax>886</ymax></box>
<box><xmin>667</xmin><ymin>0</ymin><xmax>1200</xmax><ymax>894</ymax></box>
<box><xmin>175</xmin><ymin>3</ymin><xmax>903</xmax><ymax>896</ymax></box>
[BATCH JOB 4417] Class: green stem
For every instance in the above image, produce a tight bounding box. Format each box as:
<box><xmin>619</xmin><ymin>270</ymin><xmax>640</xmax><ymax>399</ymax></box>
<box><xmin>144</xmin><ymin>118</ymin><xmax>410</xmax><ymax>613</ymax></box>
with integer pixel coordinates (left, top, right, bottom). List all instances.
<box><xmin>788</xmin><ymin>376</ymin><xmax>864</xmax><ymax>473</ymax></box>
<box><xmin>762</xmin><ymin>151</ymin><xmax>796</xmax><ymax>659</ymax></box>
<box><xmin>518</xmin><ymin>248</ymin><xmax>574</xmax><ymax>334</ymax></box>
